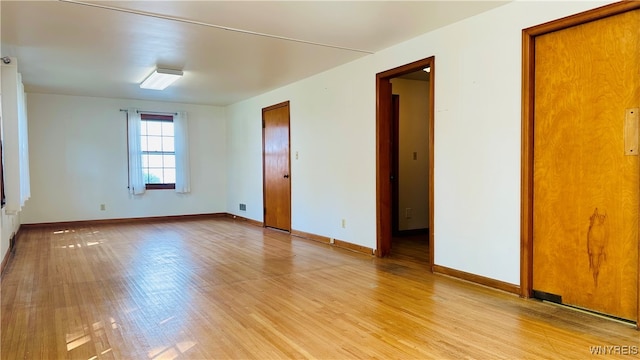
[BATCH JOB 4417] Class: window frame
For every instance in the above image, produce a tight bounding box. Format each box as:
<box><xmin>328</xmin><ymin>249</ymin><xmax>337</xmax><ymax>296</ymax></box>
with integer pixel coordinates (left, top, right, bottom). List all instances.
<box><xmin>140</xmin><ymin>113</ymin><xmax>176</xmax><ymax>190</ymax></box>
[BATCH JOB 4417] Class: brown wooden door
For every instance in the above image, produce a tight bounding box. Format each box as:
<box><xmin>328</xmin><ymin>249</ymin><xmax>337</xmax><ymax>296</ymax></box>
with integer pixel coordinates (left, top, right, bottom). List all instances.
<box><xmin>532</xmin><ymin>9</ymin><xmax>640</xmax><ymax>321</ymax></box>
<box><xmin>377</xmin><ymin>78</ymin><xmax>393</xmax><ymax>257</ymax></box>
<box><xmin>263</xmin><ymin>101</ymin><xmax>291</xmax><ymax>231</ymax></box>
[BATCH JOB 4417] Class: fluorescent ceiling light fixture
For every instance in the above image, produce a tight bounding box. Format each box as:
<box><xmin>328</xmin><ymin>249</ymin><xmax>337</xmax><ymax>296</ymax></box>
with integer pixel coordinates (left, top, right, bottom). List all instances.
<box><xmin>140</xmin><ymin>68</ymin><xmax>183</xmax><ymax>90</ymax></box>
<box><xmin>423</xmin><ymin>67</ymin><xmax>431</xmax><ymax>73</ymax></box>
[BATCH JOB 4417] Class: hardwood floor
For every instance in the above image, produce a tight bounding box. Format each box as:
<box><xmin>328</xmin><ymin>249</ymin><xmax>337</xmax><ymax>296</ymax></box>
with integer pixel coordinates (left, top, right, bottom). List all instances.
<box><xmin>390</xmin><ymin>233</ymin><xmax>429</xmax><ymax>263</ymax></box>
<box><xmin>1</xmin><ymin>218</ymin><xmax>638</xmax><ymax>359</ymax></box>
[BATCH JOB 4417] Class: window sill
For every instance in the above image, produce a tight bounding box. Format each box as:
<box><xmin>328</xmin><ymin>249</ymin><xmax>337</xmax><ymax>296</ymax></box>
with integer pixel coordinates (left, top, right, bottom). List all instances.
<box><xmin>145</xmin><ymin>184</ymin><xmax>176</xmax><ymax>190</ymax></box>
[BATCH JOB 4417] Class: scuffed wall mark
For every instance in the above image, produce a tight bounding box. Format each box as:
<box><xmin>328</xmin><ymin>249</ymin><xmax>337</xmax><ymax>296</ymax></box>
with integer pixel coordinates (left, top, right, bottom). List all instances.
<box><xmin>587</xmin><ymin>208</ymin><xmax>608</xmax><ymax>286</ymax></box>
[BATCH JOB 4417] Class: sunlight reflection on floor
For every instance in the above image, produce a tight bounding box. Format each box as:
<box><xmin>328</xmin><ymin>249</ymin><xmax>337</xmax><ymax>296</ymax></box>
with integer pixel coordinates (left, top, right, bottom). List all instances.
<box><xmin>148</xmin><ymin>341</ymin><xmax>197</xmax><ymax>360</ymax></box>
<box><xmin>66</xmin><ymin>318</ymin><xmax>120</xmax><ymax>357</ymax></box>
<box><xmin>53</xmin><ymin>229</ymin><xmax>75</xmax><ymax>234</ymax></box>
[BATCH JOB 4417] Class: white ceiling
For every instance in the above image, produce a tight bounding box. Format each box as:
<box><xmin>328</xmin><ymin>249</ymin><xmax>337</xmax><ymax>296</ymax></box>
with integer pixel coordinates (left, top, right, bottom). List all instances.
<box><xmin>1</xmin><ymin>1</ymin><xmax>508</xmax><ymax>106</ymax></box>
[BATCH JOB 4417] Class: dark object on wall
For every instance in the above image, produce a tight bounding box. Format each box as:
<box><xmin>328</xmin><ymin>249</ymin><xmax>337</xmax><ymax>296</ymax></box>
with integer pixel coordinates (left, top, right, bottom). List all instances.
<box><xmin>1</xmin><ymin>139</ymin><xmax>5</xmax><ymax>207</ymax></box>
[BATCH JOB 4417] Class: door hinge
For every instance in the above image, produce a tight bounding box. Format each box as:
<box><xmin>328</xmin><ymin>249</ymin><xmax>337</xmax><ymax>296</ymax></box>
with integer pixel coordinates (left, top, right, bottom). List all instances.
<box><xmin>262</xmin><ymin>119</ymin><xmax>265</xmax><ymax>128</ymax></box>
<box><xmin>264</xmin><ymin>207</ymin><xmax>266</xmax><ymax>215</ymax></box>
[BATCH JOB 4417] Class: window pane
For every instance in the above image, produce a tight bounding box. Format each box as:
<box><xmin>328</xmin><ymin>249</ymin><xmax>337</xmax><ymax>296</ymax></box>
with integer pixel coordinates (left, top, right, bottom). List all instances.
<box><xmin>146</xmin><ymin>121</ymin><xmax>163</xmax><ymax>136</ymax></box>
<box><xmin>147</xmin><ymin>136</ymin><xmax>163</xmax><ymax>151</ymax></box>
<box><xmin>140</xmin><ymin>119</ymin><xmax>176</xmax><ymax>187</ymax></box>
<box><xmin>163</xmin><ymin>154</ymin><xmax>175</xmax><ymax>168</ymax></box>
<box><xmin>146</xmin><ymin>168</ymin><xmax>163</xmax><ymax>183</ymax></box>
<box><xmin>164</xmin><ymin>168</ymin><xmax>176</xmax><ymax>184</ymax></box>
<box><xmin>162</xmin><ymin>137</ymin><xmax>175</xmax><ymax>152</ymax></box>
<box><xmin>140</xmin><ymin>136</ymin><xmax>148</xmax><ymax>152</ymax></box>
<box><xmin>148</xmin><ymin>154</ymin><xmax>163</xmax><ymax>167</ymax></box>
<box><xmin>162</xmin><ymin>122</ymin><xmax>174</xmax><ymax>135</ymax></box>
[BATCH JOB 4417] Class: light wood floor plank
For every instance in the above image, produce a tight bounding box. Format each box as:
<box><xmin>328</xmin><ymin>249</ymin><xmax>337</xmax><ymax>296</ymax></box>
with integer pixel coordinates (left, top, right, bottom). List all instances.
<box><xmin>2</xmin><ymin>218</ymin><xmax>639</xmax><ymax>359</ymax></box>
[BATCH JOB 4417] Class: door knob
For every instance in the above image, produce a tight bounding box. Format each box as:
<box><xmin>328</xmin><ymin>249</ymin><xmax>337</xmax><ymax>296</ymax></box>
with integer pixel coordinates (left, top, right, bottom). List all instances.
<box><xmin>284</xmin><ymin>174</ymin><xmax>289</xmax><ymax>178</ymax></box>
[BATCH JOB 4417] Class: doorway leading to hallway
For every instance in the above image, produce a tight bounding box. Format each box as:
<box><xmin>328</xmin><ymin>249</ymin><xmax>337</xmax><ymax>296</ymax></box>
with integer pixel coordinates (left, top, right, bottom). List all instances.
<box><xmin>376</xmin><ymin>57</ymin><xmax>435</xmax><ymax>266</ymax></box>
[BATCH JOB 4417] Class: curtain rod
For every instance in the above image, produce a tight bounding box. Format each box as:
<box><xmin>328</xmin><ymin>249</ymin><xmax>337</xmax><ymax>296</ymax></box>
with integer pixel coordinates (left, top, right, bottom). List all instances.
<box><xmin>119</xmin><ymin>109</ymin><xmax>177</xmax><ymax>116</ymax></box>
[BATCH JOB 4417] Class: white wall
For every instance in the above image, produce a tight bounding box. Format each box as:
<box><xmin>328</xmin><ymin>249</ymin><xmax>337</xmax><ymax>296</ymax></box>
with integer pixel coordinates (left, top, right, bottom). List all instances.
<box><xmin>227</xmin><ymin>60</ymin><xmax>376</xmax><ymax>245</ymax></box>
<box><xmin>0</xmin><ymin>184</ymin><xmax>21</xmax><ymax>269</ymax></box>
<box><xmin>226</xmin><ymin>1</ymin><xmax>613</xmax><ymax>285</ymax></box>
<box><xmin>1</xmin><ymin>210</ymin><xmax>20</xmax><ymax>258</ymax></box>
<box><xmin>391</xmin><ymin>78</ymin><xmax>430</xmax><ymax>231</ymax></box>
<box><xmin>22</xmin><ymin>94</ymin><xmax>226</xmax><ymax>223</ymax></box>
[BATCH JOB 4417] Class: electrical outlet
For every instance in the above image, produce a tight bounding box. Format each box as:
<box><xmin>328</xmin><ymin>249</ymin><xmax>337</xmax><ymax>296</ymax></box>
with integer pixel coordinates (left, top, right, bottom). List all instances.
<box><xmin>405</xmin><ymin>208</ymin><xmax>412</xmax><ymax>219</ymax></box>
<box><xmin>100</xmin><ymin>204</ymin><xmax>106</xmax><ymax>211</ymax></box>
<box><xmin>295</xmin><ymin>151</ymin><xmax>299</xmax><ymax>160</ymax></box>
<box><xmin>341</xmin><ymin>219</ymin><xmax>346</xmax><ymax>228</ymax></box>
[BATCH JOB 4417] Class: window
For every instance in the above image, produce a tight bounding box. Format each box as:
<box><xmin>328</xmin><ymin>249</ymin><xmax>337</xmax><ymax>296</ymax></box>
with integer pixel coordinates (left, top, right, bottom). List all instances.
<box><xmin>127</xmin><ymin>109</ymin><xmax>189</xmax><ymax>195</ymax></box>
<box><xmin>140</xmin><ymin>114</ymin><xmax>175</xmax><ymax>190</ymax></box>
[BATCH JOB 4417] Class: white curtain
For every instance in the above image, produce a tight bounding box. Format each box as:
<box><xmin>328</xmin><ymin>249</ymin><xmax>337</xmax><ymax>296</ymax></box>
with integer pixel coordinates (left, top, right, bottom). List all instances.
<box><xmin>1</xmin><ymin>61</ymin><xmax>31</xmax><ymax>214</ymax></box>
<box><xmin>174</xmin><ymin>111</ymin><xmax>191</xmax><ymax>193</ymax></box>
<box><xmin>127</xmin><ymin>108</ymin><xmax>145</xmax><ymax>195</ymax></box>
<box><xmin>17</xmin><ymin>73</ymin><xmax>30</xmax><ymax>206</ymax></box>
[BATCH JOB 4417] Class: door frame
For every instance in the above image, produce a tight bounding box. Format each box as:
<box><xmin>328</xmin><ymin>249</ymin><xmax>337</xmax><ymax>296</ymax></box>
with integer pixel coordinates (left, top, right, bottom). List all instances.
<box><xmin>376</xmin><ymin>56</ymin><xmax>435</xmax><ymax>267</ymax></box>
<box><xmin>391</xmin><ymin>94</ymin><xmax>400</xmax><ymax>235</ymax></box>
<box><xmin>262</xmin><ymin>100</ymin><xmax>292</xmax><ymax>231</ymax></box>
<box><xmin>520</xmin><ymin>1</ymin><xmax>640</xmax><ymax>324</ymax></box>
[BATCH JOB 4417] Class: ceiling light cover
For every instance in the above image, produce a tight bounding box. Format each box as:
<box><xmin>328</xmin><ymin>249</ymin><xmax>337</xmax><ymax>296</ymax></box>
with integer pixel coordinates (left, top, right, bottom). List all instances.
<box><xmin>423</xmin><ymin>67</ymin><xmax>431</xmax><ymax>73</ymax></box>
<box><xmin>140</xmin><ymin>68</ymin><xmax>183</xmax><ymax>90</ymax></box>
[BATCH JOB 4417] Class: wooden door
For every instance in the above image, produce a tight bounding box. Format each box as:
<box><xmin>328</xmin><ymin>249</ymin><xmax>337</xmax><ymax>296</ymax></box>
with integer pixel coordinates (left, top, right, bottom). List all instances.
<box><xmin>377</xmin><ymin>78</ymin><xmax>393</xmax><ymax>257</ymax></box>
<box><xmin>263</xmin><ymin>101</ymin><xmax>291</xmax><ymax>231</ymax></box>
<box><xmin>532</xmin><ymin>9</ymin><xmax>640</xmax><ymax>321</ymax></box>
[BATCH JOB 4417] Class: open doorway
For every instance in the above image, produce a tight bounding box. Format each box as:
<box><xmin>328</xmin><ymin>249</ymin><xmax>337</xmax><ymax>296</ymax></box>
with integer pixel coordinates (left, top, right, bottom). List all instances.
<box><xmin>376</xmin><ymin>57</ymin><xmax>434</xmax><ymax>268</ymax></box>
<box><xmin>390</xmin><ymin>71</ymin><xmax>431</xmax><ymax>262</ymax></box>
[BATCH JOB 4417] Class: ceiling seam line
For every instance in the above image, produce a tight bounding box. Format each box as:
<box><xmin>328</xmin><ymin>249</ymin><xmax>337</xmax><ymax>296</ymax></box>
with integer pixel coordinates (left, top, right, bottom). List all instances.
<box><xmin>57</xmin><ymin>0</ymin><xmax>375</xmax><ymax>55</ymax></box>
